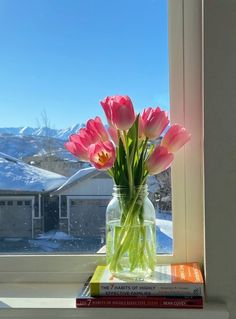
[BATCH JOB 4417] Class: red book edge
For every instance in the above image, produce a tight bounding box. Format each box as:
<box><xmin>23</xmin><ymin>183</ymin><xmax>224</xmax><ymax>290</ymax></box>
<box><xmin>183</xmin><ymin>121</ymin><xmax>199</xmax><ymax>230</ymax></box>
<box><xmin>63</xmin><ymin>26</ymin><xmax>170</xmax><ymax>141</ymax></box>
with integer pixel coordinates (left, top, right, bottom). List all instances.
<box><xmin>76</xmin><ymin>296</ymin><xmax>203</xmax><ymax>308</ymax></box>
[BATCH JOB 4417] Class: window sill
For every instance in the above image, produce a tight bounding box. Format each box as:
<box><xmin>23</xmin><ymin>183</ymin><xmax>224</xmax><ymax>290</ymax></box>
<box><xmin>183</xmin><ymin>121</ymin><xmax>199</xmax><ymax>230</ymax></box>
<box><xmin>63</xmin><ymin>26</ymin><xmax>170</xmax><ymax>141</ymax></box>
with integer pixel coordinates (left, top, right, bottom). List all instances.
<box><xmin>0</xmin><ymin>283</ymin><xmax>229</xmax><ymax>319</ymax></box>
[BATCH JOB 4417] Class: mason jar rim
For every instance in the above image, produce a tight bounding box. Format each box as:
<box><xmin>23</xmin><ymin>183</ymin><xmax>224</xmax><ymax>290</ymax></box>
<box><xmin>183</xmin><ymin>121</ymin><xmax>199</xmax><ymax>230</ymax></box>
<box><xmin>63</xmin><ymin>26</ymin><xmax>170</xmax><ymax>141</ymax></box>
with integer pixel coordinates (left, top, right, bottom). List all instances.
<box><xmin>112</xmin><ymin>184</ymin><xmax>148</xmax><ymax>197</ymax></box>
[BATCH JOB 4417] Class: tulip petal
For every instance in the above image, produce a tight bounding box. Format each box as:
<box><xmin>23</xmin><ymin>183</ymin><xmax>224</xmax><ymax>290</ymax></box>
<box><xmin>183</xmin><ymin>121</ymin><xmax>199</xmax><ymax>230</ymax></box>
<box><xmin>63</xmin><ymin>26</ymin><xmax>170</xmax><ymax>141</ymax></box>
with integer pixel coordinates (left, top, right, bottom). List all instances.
<box><xmin>161</xmin><ymin>124</ymin><xmax>191</xmax><ymax>152</ymax></box>
<box><xmin>108</xmin><ymin>126</ymin><xmax>119</xmax><ymax>145</ymax></box>
<box><xmin>100</xmin><ymin>97</ymin><xmax>113</xmax><ymax>126</ymax></box>
<box><xmin>147</xmin><ymin>145</ymin><xmax>174</xmax><ymax>175</ymax></box>
<box><xmin>64</xmin><ymin>141</ymin><xmax>89</xmax><ymax>161</ymax></box>
<box><xmin>87</xmin><ymin>116</ymin><xmax>109</xmax><ymax>141</ymax></box>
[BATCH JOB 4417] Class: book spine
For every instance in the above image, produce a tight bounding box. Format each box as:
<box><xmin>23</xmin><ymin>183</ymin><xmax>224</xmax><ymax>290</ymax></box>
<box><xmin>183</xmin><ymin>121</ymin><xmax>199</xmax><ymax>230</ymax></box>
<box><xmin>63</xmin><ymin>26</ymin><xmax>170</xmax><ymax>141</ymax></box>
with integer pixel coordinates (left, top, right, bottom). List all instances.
<box><xmin>76</xmin><ymin>297</ymin><xmax>203</xmax><ymax>308</ymax></box>
<box><xmin>90</xmin><ymin>283</ymin><xmax>203</xmax><ymax>297</ymax></box>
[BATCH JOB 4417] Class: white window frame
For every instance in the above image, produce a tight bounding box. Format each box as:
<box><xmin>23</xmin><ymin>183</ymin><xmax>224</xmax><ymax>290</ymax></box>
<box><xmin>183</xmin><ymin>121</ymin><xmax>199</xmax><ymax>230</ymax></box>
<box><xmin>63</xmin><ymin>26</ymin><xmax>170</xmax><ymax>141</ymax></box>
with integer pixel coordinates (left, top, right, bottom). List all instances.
<box><xmin>168</xmin><ymin>0</ymin><xmax>204</xmax><ymax>265</ymax></box>
<box><xmin>0</xmin><ymin>0</ymin><xmax>203</xmax><ymax>283</ymax></box>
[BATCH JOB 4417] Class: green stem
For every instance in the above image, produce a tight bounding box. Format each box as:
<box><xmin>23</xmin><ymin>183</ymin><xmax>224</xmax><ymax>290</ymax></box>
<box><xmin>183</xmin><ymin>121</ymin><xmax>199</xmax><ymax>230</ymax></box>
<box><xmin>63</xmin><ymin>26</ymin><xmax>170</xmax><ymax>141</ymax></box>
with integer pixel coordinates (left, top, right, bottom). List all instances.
<box><xmin>123</xmin><ymin>131</ymin><xmax>134</xmax><ymax>197</ymax></box>
<box><xmin>109</xmin><ymin>179</ymin><xmax>148</xmax><ymax>271</ymax></box>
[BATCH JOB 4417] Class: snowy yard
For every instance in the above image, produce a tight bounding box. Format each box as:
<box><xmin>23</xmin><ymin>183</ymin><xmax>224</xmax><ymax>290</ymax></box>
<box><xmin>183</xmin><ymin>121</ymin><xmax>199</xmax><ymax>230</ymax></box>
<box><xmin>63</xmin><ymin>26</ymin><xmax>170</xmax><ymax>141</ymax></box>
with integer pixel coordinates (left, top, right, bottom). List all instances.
<box><xmin>0</xmin><ymin>211</ymin><xmax>173</xmax><ymax>254</ymax></box>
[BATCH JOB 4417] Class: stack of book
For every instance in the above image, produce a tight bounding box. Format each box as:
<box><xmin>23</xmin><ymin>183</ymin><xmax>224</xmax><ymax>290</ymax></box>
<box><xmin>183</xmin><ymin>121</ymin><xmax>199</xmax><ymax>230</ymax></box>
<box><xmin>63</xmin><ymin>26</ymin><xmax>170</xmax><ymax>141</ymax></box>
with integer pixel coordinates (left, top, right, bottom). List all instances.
<box><xmin>76</xmin><ymin>262</ymin><xmax>204</xmax><ymax>309</ymax></box>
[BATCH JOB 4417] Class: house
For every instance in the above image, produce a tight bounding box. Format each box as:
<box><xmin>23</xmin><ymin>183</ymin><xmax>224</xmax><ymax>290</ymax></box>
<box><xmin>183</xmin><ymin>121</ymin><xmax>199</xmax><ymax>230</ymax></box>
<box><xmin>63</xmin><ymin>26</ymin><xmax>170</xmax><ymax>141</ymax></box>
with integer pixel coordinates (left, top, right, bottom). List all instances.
<box><xmin>53</xmin><ymin>167</ymin><xmax>114</xmax><ymax>238</ymax></box>
<box><xmin>0</xmin><ymin>152</ymin><xmax>66</xmax><ymax>238</ymax></box>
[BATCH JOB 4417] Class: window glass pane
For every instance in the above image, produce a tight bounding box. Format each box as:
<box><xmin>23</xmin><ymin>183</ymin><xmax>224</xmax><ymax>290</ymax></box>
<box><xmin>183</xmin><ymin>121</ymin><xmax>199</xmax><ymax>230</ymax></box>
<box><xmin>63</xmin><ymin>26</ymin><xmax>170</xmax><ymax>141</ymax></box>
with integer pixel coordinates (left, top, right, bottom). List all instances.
<box><xmin>0</xmin><ymin>0</ymin><xmax>172</xmax><ymax>254</ymax></box>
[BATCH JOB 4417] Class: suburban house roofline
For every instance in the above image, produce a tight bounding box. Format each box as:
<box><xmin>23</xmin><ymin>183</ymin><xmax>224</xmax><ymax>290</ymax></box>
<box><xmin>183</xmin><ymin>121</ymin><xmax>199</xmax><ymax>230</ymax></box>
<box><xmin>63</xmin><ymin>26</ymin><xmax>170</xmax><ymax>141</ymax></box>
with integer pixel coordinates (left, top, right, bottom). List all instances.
<box><xmin>52</xmin><ymin>167</ymin><xmax>106</xmax><ymax>195</ymax></box>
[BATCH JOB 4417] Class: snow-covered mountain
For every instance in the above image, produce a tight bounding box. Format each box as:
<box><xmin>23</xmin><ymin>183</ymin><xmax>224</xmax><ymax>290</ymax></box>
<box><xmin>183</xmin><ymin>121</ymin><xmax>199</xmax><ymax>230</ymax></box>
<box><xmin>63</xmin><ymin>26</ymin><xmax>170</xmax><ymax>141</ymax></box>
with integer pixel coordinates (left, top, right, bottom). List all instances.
<box><xmin>0</xmin><ymin>134</ymin><xmax>76</xmax><ymax>161</ymax></box>
<box><xmin>0</xmin><ymin>124</ymin><xmax>84</xmax><ymax>141</ymax></box>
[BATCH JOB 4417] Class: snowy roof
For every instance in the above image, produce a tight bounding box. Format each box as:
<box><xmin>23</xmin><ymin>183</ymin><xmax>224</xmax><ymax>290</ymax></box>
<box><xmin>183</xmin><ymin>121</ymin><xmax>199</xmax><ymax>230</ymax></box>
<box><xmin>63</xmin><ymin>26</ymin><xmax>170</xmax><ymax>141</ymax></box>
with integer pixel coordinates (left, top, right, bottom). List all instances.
<box><xmin>54</xmin><ymin>166</ymin><xmax>101</xmax><ymax>194</ymax></box>
<box><xmin>0</xmin><ymin>152</ymin><xmax>67</xmax><ymax>193</ymax></box>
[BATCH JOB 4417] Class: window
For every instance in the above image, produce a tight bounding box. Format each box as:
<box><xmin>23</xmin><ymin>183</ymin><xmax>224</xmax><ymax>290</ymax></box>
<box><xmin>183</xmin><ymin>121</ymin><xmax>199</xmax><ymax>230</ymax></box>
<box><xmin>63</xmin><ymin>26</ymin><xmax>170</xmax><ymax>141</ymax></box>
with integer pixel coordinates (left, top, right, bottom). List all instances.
<box><xmin>0</xmin><ymin>0</ymin><xmax>203</xmax><ymax>282</ymax></box>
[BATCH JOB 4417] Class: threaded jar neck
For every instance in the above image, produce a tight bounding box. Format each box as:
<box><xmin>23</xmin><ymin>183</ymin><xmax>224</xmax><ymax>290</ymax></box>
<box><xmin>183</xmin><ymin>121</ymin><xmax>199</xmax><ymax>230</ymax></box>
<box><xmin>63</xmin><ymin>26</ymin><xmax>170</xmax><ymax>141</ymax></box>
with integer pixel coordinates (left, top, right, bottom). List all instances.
<box><xmin>112</xmin><ymin>184</ymin><xmax>148</xmax><ymax>199</ymax></box>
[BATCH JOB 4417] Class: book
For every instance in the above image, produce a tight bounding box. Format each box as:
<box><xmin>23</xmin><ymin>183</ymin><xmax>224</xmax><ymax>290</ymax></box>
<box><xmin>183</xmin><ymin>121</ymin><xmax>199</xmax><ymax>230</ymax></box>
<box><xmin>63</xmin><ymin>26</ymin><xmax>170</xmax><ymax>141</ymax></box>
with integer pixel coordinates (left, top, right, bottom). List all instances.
<box><xmin>89</xmin><ymin>262</ymin><xmax>204</xmax><ymax>297</ymax></box>
<box><xmin>76</xmin><ymin>280</ymin><xmax>203</xmax><ymax>308</ymax></box>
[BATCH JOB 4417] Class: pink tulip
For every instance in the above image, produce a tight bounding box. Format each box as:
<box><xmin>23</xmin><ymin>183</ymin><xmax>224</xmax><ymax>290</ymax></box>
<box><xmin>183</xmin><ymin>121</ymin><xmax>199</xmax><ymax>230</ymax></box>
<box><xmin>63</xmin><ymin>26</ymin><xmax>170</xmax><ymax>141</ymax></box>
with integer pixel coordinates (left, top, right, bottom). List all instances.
<box><xmin>141</xmin><ymin>107</ymin><xmax>169</xmax><ymax>140</ymax></box>
<box><xmin>65</xmin><ymin>116</ymin><xmax>111</xmax><ymax>162</ymax></box>
<box><xmin>87</xmin><ymin>116</ymin><xmax>109</xmax><ymax>141</ymax></box>
<box><xmin>161</xmin><ymin>124</ymin><xmax>191</xmax><ymax>153</ymax></box>
<box><xmin>147</xmin><ymin>145</ymin><xmax>174</xmax><ymax>175</ymax></box>
<box><xmin>64</xmin><ymin>137</ymin><xmax>89</xmax><ymax>161</ymax></box>
<box><xmin>100</xmin><ymin>95</ymin><xmax>136</xmax><ymax>131</ymax></box>
<box><xmin>88</xmin><ymin>140</ymin><xmax>116</xmax><ymax>170</ymax></box>
<box><xmin>65</xmin><ymin>126</ymin><xmax>100</xmax><ymax>162</ymax></box>
<box><xmin>108</xmin><ymin>126</ymin><xmax>119</xmax><ymax>145</ymax></box>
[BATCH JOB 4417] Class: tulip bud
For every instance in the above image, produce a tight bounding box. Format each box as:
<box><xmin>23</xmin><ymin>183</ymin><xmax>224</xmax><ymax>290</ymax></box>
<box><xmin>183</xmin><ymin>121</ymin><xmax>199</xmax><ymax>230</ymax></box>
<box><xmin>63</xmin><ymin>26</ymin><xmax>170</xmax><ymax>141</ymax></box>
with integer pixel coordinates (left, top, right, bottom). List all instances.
<box><xmin>141</xmin><ymin>107</ymin><xmax>169</xmax><ymax>140</ymax></box>
<box><xmin>101</xmin><ymin>95</ymin><xmax>135</xmax><ymax>131</ymax></box>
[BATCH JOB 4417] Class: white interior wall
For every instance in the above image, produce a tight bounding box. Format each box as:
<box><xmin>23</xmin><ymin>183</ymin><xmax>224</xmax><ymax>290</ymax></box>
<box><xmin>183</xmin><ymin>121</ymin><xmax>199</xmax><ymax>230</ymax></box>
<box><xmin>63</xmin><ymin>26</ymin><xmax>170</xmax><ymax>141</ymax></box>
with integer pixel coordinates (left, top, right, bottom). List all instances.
<box><xmin>204</xmin><ymin>1</ymin><xmax>236</xmax><ymax>318</ymax></box>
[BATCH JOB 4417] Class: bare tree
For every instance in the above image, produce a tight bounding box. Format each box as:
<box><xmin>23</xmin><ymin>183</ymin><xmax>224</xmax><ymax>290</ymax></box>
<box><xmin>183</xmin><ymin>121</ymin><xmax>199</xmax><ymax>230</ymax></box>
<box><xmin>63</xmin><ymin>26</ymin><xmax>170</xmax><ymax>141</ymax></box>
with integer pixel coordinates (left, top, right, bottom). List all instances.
<box><xmin>37</xmin><ymin>109</ymin><xmax>54</xmax><ymax>156</ymax></box>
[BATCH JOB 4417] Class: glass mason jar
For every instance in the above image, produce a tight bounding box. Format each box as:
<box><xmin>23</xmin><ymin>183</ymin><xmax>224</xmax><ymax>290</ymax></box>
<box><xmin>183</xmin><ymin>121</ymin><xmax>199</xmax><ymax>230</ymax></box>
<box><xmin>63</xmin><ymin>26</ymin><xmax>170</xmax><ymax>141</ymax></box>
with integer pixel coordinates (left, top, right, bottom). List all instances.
<box><xmin>106</xmin><ymin>185</ymin><xmax>156</xmax><ymax>280</ymax></box>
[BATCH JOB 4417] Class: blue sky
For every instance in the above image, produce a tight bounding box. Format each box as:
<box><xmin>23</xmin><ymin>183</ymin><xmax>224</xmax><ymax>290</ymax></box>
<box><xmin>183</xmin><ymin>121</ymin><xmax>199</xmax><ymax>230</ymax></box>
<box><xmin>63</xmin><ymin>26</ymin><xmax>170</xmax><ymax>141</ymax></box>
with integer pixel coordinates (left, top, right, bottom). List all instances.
<box><xmin>0</xmin><ymin>0</ymin><xmax>169</xmax><ymax>128</ymax></box>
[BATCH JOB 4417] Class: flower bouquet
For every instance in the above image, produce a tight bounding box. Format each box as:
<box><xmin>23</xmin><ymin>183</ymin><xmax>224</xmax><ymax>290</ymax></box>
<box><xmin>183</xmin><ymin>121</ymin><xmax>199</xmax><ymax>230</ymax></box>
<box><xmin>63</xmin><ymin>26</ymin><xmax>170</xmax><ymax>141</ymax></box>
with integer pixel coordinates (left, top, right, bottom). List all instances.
<box><xmin>65</xmin><ymin>95</ymin><xmax>190</xmax><ymax>279</ymax></box>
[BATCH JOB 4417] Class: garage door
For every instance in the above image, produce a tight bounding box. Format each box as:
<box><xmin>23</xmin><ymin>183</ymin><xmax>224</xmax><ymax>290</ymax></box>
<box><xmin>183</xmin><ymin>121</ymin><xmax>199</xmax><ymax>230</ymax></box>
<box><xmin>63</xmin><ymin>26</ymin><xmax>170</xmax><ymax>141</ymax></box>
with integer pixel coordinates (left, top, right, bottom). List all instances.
<box><xmin>69</xmin><ymin>198</ymin><xmax>109</xmax><ymax>237</ymax></box>
<box><xmin>0</xmin><ymin>199</ymin><xmax>32</xmax><ymax>238</ymax></box>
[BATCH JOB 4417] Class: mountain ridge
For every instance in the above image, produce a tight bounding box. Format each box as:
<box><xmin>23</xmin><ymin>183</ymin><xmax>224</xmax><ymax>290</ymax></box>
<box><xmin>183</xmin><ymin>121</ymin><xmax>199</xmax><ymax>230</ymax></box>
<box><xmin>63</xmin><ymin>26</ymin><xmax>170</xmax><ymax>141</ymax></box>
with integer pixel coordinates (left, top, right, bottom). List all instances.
<box><xmin>0</xmin><ymin>124</ymin><xmax>84</xmax><ymax>141</ymax></box>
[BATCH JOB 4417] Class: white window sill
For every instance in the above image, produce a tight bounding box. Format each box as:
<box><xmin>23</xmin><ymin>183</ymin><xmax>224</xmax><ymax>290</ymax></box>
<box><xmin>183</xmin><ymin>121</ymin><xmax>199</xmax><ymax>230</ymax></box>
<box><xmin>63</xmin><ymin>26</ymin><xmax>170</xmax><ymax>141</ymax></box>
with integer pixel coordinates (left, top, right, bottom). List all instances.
<box><xmin>0</xmin><ymin>283</ymin><xmax>229</xmax><ymax>319</ymax></box>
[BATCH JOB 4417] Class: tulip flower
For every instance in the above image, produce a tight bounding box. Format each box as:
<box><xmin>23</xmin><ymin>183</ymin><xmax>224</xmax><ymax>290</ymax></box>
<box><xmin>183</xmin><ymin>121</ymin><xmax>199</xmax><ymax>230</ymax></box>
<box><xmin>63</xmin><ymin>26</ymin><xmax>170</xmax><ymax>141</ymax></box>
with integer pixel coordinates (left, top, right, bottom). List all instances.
<box><xmin>87</xmin><ymin>116</ymin><xmax>109</xmax><ymax>141</ymax></box>
<box><xmin>100</xmin><ymin>95</ymin><xmax>136</xmax><ymax>131</ymax></box>
<box><xmin>64</xmin><ymin>137</ymin><xmax>89</xmax><ymax>161</ymax></box>
<box><xmin>88</xmin><ymin>140</ymin><xmax>116</xmax><ymax>170</ymax></box>
<box><xmin>141</xmin><ymin>107</ymin><xmax>169</xmax><ymax>140</ymax></box>
<box><xmin>147</xmin><ymin>145</ymin><xmax>174</xmax><ymax>175</ymax></box>
<box><xmin>161</xmin><ymin>124</ymin><xmax>191</xmax><ymax>153</ymax></box>
<box><xmin>65</xmin><ymin>126</ymin><xmax>99</xmax><ymax>162</ymax></box>
<box><xmin>108</xmin><ymin>126</ymin><xmax>119</xmax><ymax>145</ymax></box>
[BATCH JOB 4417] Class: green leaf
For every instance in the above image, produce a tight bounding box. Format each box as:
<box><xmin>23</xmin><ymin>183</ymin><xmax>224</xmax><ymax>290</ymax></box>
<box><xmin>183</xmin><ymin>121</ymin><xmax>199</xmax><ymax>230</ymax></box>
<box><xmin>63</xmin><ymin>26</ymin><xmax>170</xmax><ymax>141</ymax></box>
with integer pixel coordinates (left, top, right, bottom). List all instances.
<box><xmin>127</xmin><ymin>116</ymin><xmax>139</xmax><ymax>163</ymax></box>
<box><xmin>115</xmin><ymin>137</ymin><xmax>128</xmax><ymax>186</ymax></box>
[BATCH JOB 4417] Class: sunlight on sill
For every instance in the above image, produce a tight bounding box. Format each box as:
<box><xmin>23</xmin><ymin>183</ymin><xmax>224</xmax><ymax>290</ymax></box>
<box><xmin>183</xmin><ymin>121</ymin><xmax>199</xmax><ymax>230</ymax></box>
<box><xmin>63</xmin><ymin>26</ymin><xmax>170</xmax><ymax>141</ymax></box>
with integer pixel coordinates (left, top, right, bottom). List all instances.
<box><xmin>0</xmin><ymin>283</ymin><xmax>229</xmax><ymax>319</ymax></box>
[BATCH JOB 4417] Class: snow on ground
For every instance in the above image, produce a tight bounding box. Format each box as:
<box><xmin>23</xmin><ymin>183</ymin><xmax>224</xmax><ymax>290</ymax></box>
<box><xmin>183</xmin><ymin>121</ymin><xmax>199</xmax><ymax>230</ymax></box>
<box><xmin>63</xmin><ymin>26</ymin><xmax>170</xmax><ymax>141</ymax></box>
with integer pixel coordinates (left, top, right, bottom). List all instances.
<box><xmin>37</xmin><ymin>230</ymin><xmax>73</xmax><ymax>240</ymax></box>
<box><xmin>0</xmin><ymin>211</ymin><xmax>173</xmax><ymax>254</ymax></box>
<box><xmin>157</xmin><ymin>219</ymin><xmax>172</xmax><ymax>239</ymax></box>
<box><xmin>156</xmin><ymin>210</ymin><xmax>173</xmax><ymax>254</ymax></box>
